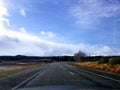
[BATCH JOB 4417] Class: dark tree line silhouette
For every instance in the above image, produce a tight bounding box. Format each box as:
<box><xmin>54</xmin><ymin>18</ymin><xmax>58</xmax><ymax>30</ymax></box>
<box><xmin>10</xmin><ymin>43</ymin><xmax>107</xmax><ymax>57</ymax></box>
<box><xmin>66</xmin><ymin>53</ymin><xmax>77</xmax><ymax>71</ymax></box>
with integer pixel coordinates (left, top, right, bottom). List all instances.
<box><xmin>0</xmin><ymin>51</ymin><xmax>119</xmax><ymax>63</ymax></box>
<box><xmin>0</xmin><ymin>55</ymin><xmax>75</xmax><ymax>62</ymax></box>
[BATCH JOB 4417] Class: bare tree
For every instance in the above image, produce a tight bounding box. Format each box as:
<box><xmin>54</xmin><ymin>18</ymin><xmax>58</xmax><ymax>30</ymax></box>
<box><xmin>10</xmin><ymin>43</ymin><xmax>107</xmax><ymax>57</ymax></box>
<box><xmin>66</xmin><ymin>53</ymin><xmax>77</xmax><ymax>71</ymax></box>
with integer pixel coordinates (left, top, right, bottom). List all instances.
<box><xmin>74</xmin><ymin>50</ymin><xmax>86</xmax><ymax>61</ymax></box>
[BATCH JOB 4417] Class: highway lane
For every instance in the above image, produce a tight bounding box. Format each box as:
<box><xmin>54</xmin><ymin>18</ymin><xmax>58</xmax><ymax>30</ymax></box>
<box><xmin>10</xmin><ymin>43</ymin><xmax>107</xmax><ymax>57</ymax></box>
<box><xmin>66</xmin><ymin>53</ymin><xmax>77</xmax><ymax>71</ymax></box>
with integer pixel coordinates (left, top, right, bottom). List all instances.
<box><xmin>0</xmin><ymin>64</ymin><xmax>47</xmax><ymax>90</ymax></box>
<box><xmin>11</xmin><ymin>62</ymin><xmax>120</xmax><ymax>90</ymax></box>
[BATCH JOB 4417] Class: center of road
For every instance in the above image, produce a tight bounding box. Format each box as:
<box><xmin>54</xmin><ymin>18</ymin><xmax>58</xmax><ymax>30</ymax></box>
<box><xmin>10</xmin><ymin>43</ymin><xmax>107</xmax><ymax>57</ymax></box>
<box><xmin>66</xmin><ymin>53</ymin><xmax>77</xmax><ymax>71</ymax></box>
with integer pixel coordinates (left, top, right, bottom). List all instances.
<box><xmin>7</xmin><ymin>62</ymin><xmax>120</xmax><ymax>90</ymax></box>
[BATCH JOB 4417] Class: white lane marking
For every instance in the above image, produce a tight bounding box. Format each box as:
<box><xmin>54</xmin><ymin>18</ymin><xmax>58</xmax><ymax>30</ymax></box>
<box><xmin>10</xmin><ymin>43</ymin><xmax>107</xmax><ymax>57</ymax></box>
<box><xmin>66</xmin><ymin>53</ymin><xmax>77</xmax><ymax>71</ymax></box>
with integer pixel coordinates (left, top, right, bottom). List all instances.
<box><xmin>68</xmin><ymin>71</ymin><xmax>74</xmax><ymax>75</ymax></box>
<box><xmin>66</xmin><ymin>62</ymin><xmax>120</xmax><ymax>83</ymax></box>
<box><xmin>62</xmin><ymin>66</ymin><xmax>66</xmax><ymax>70</ymax></box>
<box><xmin>60</xmin><ymin>64</ymin><xmax>74</xmax><ymax>76</ymax></box>
<box><xmin>82</xmin><ymin>69</ymin><xmax>120</xmax><ymax>83</ymax></box>
<box><xmin>59</xmin><ymin>64</ymin><xmax>66</xmax><ymax>70</ymax></box>
<box><xmin>11</xmin><ymin>69</ymin><xmax>46</xmax><ymax>90</ymax></box>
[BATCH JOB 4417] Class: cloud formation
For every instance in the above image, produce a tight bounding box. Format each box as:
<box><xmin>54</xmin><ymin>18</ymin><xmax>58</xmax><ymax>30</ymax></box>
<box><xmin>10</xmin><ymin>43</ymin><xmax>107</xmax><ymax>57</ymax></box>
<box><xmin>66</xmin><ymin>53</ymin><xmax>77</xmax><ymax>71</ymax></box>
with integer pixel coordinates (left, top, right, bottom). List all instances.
<box><xmin>20</xmin><ymin>9</ymin><xmax>26</xmax><ymax>17</ymax></box>
<box><xmin>71</xmin><ymin>0</ymin><xmax>120</xmax><ymax>26</ymax></box>
<box><xmin>20</xmin><ymin>27</ymin><xmax>26</xmax><ymax>33</ymax></box>
<box><xmin>40</xmin><ymin>31</ymin><xmax>56</xmax><ymax>38</ymax></box>
<box><xmin>0</xmin><ymin>0</ymin><xmax>119</xmax><ymax>56</ymax></box>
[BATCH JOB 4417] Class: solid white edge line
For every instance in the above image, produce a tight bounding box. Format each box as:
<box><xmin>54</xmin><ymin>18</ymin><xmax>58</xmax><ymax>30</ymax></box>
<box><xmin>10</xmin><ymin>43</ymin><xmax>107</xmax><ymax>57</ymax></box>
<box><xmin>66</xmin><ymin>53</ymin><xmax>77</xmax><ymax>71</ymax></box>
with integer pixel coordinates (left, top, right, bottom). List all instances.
<box><xmin>11</xmin><ymin>69</ymin><xmax>46</xmax><ymax>90</ymax></box>
<box><xmin>63</xmin><ymin>63</ymin><xmax>120</xmax><ymax>83</ymax></box>
<box><xmin>83</xmin><ymin>69</ymin><xmax>120</xmax><ymax>83</ymax></box>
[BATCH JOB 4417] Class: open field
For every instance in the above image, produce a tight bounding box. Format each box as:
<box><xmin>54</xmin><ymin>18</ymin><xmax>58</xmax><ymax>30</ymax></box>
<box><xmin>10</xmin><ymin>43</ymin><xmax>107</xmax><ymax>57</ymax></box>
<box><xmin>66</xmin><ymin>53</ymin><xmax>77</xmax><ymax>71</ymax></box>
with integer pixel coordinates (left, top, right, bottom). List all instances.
<box><xmin>0</xmin><ymin>62</ymin><xmax>42</xmax><ymax>77</ymax></box>
<box><xmin>75</xmin><ymin>61</ymin><xmax>120</xmax><ymax>74</ymax></box>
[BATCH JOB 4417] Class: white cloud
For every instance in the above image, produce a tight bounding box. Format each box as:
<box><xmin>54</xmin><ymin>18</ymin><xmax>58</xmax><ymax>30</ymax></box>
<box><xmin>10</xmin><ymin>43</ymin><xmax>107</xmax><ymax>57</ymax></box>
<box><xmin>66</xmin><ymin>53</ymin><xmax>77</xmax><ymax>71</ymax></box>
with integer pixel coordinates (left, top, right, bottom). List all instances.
<box><xmin>0</xmin><ymin>1</ymin><xmax>8</xmax><ymax>17</ymax></box>
<box><xmin>70</xmin><ymin>0</ymin><xmax>120</xmax><ymax>27</ymax></box>
<box><xmin>20</xmin><ymin>9</ymin><xmax>26</xmax><ymax>17</ymax></box>
<box><xmin>0</xmin><ymin>1</ymin><xmax>119</xmax><ymax>56</ymax></box>
<box><xmin>40</xmin><ymin>31</ymin><xmax>56</xmax><ymax>38</ymax></box>
<box><xmin>20</xmin><ymin>27</ymin><xmax>26</xmax><ymax>33</ymax></box>
<box><xmin>40</xmin><ymin>31</ymin><xmax>46</xmax><ymax>35</ymax></box>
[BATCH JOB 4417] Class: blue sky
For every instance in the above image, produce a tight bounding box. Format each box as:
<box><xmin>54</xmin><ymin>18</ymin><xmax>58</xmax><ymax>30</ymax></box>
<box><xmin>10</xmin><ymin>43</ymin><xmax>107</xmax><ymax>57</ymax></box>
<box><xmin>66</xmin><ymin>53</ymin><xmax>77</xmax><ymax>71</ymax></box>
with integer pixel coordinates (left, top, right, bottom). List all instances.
<box><xmin>0</xmin><ymin>0</ymin><xmax>120</xmax><ymax>56</ymax></box>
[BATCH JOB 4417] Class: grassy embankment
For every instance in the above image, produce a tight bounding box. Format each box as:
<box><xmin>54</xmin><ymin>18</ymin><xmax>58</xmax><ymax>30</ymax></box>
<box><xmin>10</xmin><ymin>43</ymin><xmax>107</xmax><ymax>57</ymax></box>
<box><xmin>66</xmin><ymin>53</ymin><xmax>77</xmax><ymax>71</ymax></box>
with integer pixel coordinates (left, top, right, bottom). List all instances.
<box><xmin>0</xmin><ymin>63</ymin><xmax>41</xmax><ymax>77</ymax></box>
<box><xmin>75</xmin><ymin>57</ymin><xmax>120</xmax><ymax>74</ymax></box>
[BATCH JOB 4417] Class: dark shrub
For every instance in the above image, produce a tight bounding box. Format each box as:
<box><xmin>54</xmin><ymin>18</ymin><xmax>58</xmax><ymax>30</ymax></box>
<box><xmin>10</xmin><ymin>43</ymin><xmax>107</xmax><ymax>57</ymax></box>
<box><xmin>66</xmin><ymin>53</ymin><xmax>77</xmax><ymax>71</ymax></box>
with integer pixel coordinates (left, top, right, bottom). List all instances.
<box><xmin>108</xmin><ymin>57</ymin><xmax>120</xmax><ymax>65</ymax></box>
<box><xmin>93</xmin><ymin>58</ymin><xmax>99</xmax><ymax>61</ymax></box>
<box><xmin>97</xmin><ymin>58</ymin><xmax>109</xmax><ymax>64</ymax></box>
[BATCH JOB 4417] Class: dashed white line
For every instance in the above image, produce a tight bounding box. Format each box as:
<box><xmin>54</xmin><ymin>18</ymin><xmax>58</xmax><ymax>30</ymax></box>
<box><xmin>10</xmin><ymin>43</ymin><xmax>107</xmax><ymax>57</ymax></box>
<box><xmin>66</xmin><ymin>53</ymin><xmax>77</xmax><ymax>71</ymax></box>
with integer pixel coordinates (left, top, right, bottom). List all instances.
<box><xmin>68</xmin><ymin>71</ymin><xmax>74</xmax><ymax>75</ymax></box>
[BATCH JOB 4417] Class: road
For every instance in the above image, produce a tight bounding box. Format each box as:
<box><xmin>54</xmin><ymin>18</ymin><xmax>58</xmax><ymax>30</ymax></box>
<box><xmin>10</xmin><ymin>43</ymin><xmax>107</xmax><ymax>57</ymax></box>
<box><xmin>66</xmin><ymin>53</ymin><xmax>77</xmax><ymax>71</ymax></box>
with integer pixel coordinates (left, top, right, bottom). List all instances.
<box><xmin>0</xmin><ymin>62</ymin><xmax>120</xmax><ymax>90</ymax></box>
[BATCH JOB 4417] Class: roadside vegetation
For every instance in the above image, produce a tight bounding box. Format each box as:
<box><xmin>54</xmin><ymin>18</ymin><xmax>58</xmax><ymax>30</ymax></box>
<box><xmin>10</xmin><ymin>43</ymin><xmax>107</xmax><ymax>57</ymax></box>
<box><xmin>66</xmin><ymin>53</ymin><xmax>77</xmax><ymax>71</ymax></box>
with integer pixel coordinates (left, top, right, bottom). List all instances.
<box><xmin>0</xmin><ymin>63</ymin><xmax>41</xmax><ymax>77</ymax></box>
<box><xmin>74</xmin><ymin>51</ymin><xmax>120</xmax><ymax>74</ymax></box>
<box><xmin>0</xmin><ymin>66</ymin><xmax>27</xmax><ymax>76</ymax></box>
<box><xmin>75</xmin><ymin>61</ymin><xmax>120</xmax><ymax>74</ymax></box>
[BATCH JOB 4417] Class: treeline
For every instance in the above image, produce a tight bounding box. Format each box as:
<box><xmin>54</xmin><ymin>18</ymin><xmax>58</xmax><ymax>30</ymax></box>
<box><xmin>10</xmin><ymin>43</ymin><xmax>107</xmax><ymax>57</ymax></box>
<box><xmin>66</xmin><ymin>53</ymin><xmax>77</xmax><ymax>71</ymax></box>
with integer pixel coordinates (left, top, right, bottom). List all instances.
<box><xmin>0</xmin><ymin>55</ymin><xmax>120</xmax><ymax>65</ymax></box>
<box><xmin>0</xmin><ymin>55</ymin><xmax>75</xmax><ymax>62</ymax></box>
<box><xmin>73</xmin><ymin>50</ymin><xmax>120</xmax><ymax>65</ymax></box>
<box><xmin>77</xmin><ymin>56</ymin><xmax>120</xmax><ymax>65</ymax></box>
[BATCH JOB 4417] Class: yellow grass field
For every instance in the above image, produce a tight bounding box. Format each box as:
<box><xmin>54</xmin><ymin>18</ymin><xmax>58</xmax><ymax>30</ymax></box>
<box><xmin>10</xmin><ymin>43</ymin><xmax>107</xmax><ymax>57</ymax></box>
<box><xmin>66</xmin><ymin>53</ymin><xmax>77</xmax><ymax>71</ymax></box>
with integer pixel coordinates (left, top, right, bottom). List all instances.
<box><xmin>75</xmin><ymin>61</ymin><xmax>120</xmax><ymax>74</ymax></box>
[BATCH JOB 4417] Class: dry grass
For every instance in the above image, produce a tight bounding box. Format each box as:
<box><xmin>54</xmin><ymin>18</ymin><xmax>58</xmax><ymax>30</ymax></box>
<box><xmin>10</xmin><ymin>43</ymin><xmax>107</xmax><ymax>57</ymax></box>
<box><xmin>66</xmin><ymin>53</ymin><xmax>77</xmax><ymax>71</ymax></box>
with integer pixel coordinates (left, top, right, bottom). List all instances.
<box><xmin>75</xmin><ymin>61</ymin><xmax>120</xmax><ymax>74</ymax></box>
<box><xmin>0</xmin><ymin>67</ymin><xmax>25</xmax><ymax>76</ymax></box>
<box><xmin>0</xmin><ymin>64</ymin><xmax>40</xmax><ymax>77</ymax></box>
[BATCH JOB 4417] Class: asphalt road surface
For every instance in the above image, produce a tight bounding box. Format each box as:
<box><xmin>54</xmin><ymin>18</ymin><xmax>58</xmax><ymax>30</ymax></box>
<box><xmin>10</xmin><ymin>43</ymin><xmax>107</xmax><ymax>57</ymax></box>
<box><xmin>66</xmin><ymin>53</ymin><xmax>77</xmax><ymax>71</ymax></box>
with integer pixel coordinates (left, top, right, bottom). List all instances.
<box><xmin>0</xmin><ymin>62</ymin><xmax>120</xmax><ymax>90</ymax></box>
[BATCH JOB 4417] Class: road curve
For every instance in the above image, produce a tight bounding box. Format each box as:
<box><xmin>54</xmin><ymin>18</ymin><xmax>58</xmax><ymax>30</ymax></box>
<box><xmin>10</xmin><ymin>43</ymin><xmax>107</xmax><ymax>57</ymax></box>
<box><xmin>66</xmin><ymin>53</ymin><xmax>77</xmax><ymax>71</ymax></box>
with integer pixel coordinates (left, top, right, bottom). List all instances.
<box><xmin>10</xmin><ymin>62</ymin><xmax>120</xmax><ymax>90</ymax></box>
